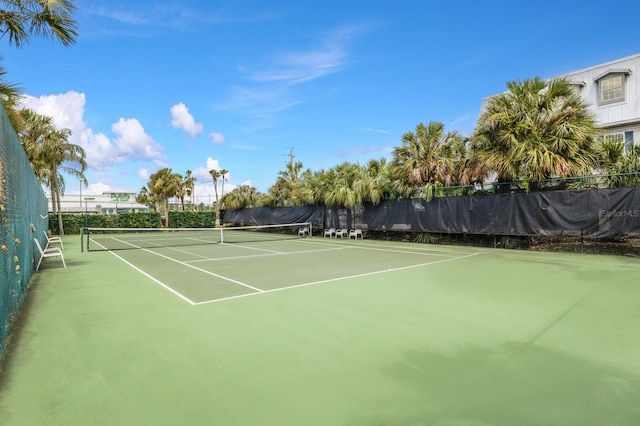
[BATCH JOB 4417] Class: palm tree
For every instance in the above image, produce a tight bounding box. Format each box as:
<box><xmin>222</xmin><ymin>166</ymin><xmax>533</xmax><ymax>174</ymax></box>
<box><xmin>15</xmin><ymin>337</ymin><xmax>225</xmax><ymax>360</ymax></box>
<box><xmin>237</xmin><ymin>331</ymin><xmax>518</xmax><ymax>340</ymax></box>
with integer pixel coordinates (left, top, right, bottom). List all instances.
<box><xmin>136</xmin><ymin>186</ymin><xmax>153</xmax><ymax>208</ymax></box>
<box><xmin>327</xmin><ymin>162</ymin><xmax>367</xmax><ymax>229</ymax></box>
<box><xmin>183</xmin><ymin>170</ymin><xmax>196</xmax><ymax>210</ymax></box>
<box><xmin>595</xmin><ymin>139</ymin><xmax>640</xmax><ymax>188</ymax></box>
<box><xmin>0</xmin><ymin>58</ymin><xmax>21</xmax><ymax>129</ymax></box>
<box><xmin>361</xmin><ymin>158</ymin><xmax>393</xmax><ymax>204</ymax></box>
<box><xmin>219</xmin><ymin>169</ymin><xmax>228</xmax><ymax>209</ymax></box>
<box><xmin>0</xmin><ymin>0</ymin><xmax>78</xmax><ymax>48</ymax></box>
<box><xmin>46</xmin><ymin>128</ymin><xmax>87</xmax><ymax>235</ymax></box>
<box><xmin>0</xmin><ymin>0</ymin><xmax>78</xmax><ymax>129</ymax></box>
<box><xmin>269</xmin><ymin>161</ymin><xmax>313</xmax><ymax>206</ymax></box>
<box><xmin>148</xmin><ymin>168</ymin><xmax>182</xmax><ymax>226</ymax></box>
<box><xmin>391</xmin><ymin>121</ymin><xmax>470</xmax><ymax>199</ymax></box>
<box><xmin>175</xmin><ymin>175</ymin><xmax>187</xmax><ymax>211</ymax></box>
<box><xmin>471</xmin><ymin>77</ymin><xmax>599</xmax><ymax>190</ymax></box>
<box><xmin>209</xmin><ymin>169</ymin><xmax>221</xmax><ymax>226</ymax></box>
<box><xmin>222</xmin><ymin>185</ymin><xmax>265</xmax><ymax>209</ymax></box>
<box><xmin>19</xmin><ymin>109</ymin><xmax>86</xmax><ymax>235</ymax></box>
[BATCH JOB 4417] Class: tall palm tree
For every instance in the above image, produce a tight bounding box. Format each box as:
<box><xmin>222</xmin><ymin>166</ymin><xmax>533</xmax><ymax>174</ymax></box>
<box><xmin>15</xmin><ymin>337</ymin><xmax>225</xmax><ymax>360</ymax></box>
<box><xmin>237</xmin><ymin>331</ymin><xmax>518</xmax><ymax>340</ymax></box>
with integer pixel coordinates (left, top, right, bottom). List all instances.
<box><xmin>0</xmin><ymin>0</ymin><xmax>78</xmax><ymax>48</ymax></box>
<box><xmin>175</xmin><ymin>174</ymin><xmax>187</xmax><ymax>211</ymax></box>
<box><xmin>45</xmin><ymin>127</ymin><xmax>87</xmax><ymax>235</ymax></box>
<box><xmin>471</xmin><ymin>77</ymin><xmax>599</xmax><ymax>190</ymax></box>
<box><xmin>219</xmin><ymin>169</ymin><xmax>228</xmax><ymax>208</ymax></box>
<box><xmin>19</xmin><ymin>109</ymin><xmax>86</xmax><ymax>235</ymax></box>
<box><xmin>149</xmin><ymin>168</ymin><xmax>182</xmax><ymax>226</ymax></box>
<box><xmin>209</xmin><ymin>169</ymin><xmax>221</xmax><ymax>226</ymax></box>
<box><xmin>183</xmin><ymin>170</ymin><xmax>196</xmax><ymax>210</ymax></box>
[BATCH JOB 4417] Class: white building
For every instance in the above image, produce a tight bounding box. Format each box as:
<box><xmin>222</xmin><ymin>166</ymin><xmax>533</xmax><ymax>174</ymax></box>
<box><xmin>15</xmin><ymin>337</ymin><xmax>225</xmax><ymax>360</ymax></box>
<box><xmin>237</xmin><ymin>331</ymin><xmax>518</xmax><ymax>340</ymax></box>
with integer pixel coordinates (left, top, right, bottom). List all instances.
<box><xmin>480</xmin><ymin>53</ymin><xmax>640</xmax><ymax>150</ymax></box>
<box><xmin>49</xmin><ymin>191</ymin><xmax>149</xmax><ymax>214</ymax></box>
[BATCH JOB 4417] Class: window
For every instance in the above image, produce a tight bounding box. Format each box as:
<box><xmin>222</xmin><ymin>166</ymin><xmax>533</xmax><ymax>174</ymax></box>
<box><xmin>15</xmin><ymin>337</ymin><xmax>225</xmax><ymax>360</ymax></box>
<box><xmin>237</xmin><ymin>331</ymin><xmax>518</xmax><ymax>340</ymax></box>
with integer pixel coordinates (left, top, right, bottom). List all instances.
<box><xmin>568</xmin><ymin>81</ymin><xmax>585</xmax><ymax>97</ymax></box>
<box><xmin>598</xmin><ymin>74</ymin><xmax>625</xmax><ymax>105</ymax></box>
<box><xmin>601</xmin><ymin>133</ymin><xmax>624</xmax><ymax>144</ymax></box>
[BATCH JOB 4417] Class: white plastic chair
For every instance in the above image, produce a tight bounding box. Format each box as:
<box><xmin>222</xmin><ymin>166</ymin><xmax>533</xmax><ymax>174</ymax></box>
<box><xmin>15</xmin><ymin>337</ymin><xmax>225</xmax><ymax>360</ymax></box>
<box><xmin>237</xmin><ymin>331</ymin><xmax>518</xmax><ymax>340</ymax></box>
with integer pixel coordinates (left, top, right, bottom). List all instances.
<box><xmin>298</xmin><ymin>227</ymin><xmax>309</xmax><ymax>237</ymax></box>
<box><xmin>336</xmin><ymin>229</ymin><xmax>348</xmax><ymax>238</ymax></box>
<box><xmin>324</xmin><ymin>228</ymin><xmax>336</xmax><ymax>238</ymax></box>
<box><xmin>34</xmin><ymin>238</ymin><xmax>66</xmax><ymax>271</ymax></box>
<box><xmin>44</xmin><ymin>230</ymin><xmax>63</xmax><ymax>249</ymax></box>
<box><xmin>349</xmin><ymin>229</ymin><xmax>363</xmax><ymax>239</ymax></box>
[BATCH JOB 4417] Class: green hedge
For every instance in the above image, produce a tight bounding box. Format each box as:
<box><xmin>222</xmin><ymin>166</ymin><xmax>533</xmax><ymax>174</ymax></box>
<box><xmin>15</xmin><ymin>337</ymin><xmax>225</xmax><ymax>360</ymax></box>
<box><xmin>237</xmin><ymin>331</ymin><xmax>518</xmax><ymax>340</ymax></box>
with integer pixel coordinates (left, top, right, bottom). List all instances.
<box><xmin>49</xmin><ymin>211</ymin><xmax>217</xmax><ymax>235</ymax></box>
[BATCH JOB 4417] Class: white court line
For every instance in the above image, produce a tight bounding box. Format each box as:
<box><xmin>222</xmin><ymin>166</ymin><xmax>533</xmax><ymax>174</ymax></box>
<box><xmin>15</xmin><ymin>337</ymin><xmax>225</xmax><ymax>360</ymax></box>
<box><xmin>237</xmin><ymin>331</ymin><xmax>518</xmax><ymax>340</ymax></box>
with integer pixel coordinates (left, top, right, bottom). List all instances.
<box><xmin>164</xmin><ymin>245</ymin><xmax>214</xmax><ymax>260</ymax></box>
<box><xmin>292</xmin><ymin>238</ymin><xmax>461</xmax><ymax>258</ymax></box>
<box><xmin>92</xmin><ymin>236</ymin><xmax>263</xmax><ymax>299</ymax></box>
<box><xmin>184</xmin><ymin>245</ymin><xmax>346</xmax><ymax>264</ymax></box>
<box><xmin>139</xmin><ymin>248</ymin><xmax>264</xmax><ymax>293</ymax></box>
<box><xmin>162</xmin><ymin>243</ymin><xmax>283</xmax><ymax>262</ymax></box>
<box><xmin>343</xmin><ymin>244</ymin><xmax>459</xmax><ymax>258</ymax></box>
<box><xmin>91</xmin><ymin>239</ymin><xmax>197</xmax><ymax>305</ymax></box>
<box><xmin>194</xmin><ymin>252</ymin><xmax>480</xmax><ymax>305</ymax></box>
<box><xmin>225</xmin><ymin>243</ymin><xmax>284</xmax><ymax>254</ymax></box>
<box><xmin>296</xmin><ymin>237</ymin><xmax>472</xmax><ymax>254</ymax></box>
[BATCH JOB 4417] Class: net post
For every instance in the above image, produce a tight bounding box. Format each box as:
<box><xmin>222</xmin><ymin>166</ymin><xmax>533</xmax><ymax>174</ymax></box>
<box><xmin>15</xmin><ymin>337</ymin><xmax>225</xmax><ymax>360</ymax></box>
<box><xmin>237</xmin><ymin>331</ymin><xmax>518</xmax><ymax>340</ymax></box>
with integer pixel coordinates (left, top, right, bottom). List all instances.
<box><xmin>309</xmin><ymin>223</ymin><xmax>312</xmax><ymax>238</ymax></box>
<box><xmin>80</xmin><ymin>227</ymin><xmax>85</xmax><ymax>252</ymax></box>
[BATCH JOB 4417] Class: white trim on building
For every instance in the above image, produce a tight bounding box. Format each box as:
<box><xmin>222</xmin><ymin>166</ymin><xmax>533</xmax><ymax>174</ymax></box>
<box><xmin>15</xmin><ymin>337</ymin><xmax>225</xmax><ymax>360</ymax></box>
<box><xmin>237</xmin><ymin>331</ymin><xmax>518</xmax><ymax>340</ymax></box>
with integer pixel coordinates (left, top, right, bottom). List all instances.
<box><xmin>48</xmin><ymin>191</ymin><xmax>149</xmax><ymax>214</ymax></box>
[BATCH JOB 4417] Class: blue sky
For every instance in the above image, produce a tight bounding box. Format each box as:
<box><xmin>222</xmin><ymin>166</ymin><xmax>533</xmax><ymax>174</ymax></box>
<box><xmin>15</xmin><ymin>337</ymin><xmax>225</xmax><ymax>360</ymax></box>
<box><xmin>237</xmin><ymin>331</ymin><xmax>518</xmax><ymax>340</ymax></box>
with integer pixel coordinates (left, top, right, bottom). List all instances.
<box><xmin>4</xmin><ymin>0</ymin><xmax>640</xmax><ymax>203</ymax></box>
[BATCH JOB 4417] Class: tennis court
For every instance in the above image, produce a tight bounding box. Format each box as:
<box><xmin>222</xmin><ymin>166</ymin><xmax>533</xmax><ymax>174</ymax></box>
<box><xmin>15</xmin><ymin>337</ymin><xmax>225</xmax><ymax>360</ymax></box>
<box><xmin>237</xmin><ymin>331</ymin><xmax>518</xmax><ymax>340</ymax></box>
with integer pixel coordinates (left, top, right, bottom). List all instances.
<box><xmin>84</xmin><ymin>226</ymin><xmax>480</xmax><ymax>305</ymax></box>
<box><xmin>1</xmin><ymin>232</ymin><xmax>640</xmax><ymax>425</ymax></box>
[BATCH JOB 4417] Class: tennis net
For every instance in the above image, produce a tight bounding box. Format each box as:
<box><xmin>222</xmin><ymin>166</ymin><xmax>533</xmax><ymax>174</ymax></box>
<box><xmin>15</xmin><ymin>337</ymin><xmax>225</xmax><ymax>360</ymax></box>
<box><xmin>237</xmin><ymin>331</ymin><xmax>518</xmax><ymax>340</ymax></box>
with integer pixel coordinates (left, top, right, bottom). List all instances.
<box><xmin>83</xmin><ymin>222</ymin><xmax>312</xmax><ymax>251</ymax></box>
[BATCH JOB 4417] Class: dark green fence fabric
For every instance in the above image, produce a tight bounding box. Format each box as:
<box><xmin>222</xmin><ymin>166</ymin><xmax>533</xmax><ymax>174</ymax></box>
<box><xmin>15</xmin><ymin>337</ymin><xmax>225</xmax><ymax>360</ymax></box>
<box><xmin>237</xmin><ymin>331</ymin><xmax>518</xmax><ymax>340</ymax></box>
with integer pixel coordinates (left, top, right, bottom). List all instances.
<box><xmin>0</xmin><ymin>107</ymin><xmax>49</xmax><ymax>364</ymax></box>
<box><xmin>223</xmin><ymin>187</ymin><xmax>640</xmax><ymax>240</ymax></box>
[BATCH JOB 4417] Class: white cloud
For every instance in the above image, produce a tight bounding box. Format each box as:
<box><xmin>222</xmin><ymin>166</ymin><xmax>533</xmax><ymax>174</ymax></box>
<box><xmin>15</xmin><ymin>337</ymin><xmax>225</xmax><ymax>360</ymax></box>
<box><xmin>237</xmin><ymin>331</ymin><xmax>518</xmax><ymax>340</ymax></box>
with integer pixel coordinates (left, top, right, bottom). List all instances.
<box><xmin>21</xmin><ymin>91</ymin><xmax>85</xmax><ymax>131</ymax></box>
<box><xmin>170</xmin><ymin>103</ymin><xmax>203</xmax><ymax>138</ymax></box>
<box><xmin>357</xmin><ymin>127</ymin><xmax>391</xmax><ymax>135</ymax></box>
<box><xmin>84</xmin><ymin>182</ymin><xmax>112</xmax><ymax>195</ymax></box>
<box><xmin>21</xmin><ymin>91</ymin><xmax>164</xmax><ymax>172</ymax></box>
<box><xmin>112</xmin><ymin>117</ymin><xmax>163</xmax><ymax>161</ymax></box>
<box><xmin>209</xmin><ymin>132</ymin><xmax>225</xmax><ymax>145</ymax></box>
<box><xmin>246</xmin><ymin>27</ymin><xmax>355</xmax><ymax>85</ymax></box>
<box><xmin>139</xmin><ymin>168</ymin><xmax>150</xmax><ymax>180</ymax></box>
<box><xmin>206</xmin><ymin>157</ymin><xmax>221</xmax><ymax>172</ymax></box>
<box><xmin>21</xmin><ymin>92</ymin><xmax>121</xmax><ymax>170</ymax></box>
<box><xmin>192</xmin><ymin>158</ymin><xmax>232</xmax><ymax>187</ymax></box>
<box><xmin>193</xmin><ymin>157</ymin><xmax>220</xmax><ymax>182</ymax></box>
<box><xmin>82</xmin><ymin>130</ymin><xmax>121</xmax><ymax>170</ymax></box>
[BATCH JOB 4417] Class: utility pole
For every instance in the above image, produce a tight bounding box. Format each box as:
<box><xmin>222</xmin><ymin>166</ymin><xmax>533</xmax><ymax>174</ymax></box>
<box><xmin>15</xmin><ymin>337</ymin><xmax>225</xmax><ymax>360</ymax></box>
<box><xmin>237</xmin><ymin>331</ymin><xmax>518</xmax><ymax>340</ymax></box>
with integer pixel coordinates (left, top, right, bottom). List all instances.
<box><xmin>288</xmin><ymin>147</ymin><xmax>295</xmax><ymax>168</ymax></box>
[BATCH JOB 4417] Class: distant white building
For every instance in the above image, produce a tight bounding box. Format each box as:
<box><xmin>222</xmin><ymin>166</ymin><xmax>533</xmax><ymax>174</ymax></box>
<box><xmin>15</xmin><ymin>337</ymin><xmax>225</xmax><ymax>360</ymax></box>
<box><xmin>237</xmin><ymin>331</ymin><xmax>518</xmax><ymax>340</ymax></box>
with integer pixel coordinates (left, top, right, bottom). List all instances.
<box><xmin>480</xmin><ymin>53</ymin><xmax>640</xmax><ymax>150</ymax></box>
<box><xmin>49</xmin><ymin>191</ymin><xmax>149</xmax><ymax>214</ymax></box>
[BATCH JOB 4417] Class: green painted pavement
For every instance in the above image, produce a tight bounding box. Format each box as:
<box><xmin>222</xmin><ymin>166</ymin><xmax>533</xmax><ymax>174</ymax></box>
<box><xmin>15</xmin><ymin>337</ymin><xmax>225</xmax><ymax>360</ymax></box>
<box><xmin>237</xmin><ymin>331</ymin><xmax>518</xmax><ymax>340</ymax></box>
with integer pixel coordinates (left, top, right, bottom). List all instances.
<box><xmin>1</xmin><ymin>237</ymin><xmax>639</xmax><ymax>425</ymax></box>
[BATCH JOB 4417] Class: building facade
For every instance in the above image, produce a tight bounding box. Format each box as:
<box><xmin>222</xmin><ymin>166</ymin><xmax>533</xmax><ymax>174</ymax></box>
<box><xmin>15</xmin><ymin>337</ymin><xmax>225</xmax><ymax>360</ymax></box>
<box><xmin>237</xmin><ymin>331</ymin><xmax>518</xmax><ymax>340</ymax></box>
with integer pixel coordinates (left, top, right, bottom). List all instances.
<box><xmin>48</xmin><ymin>191</ymin><xmax>149</xmax><ymax>214</ymax></box>
<box><xmin>480</xmin><ymin>53</ymin><xmax>640</xmax><ymax>150</ymax></box>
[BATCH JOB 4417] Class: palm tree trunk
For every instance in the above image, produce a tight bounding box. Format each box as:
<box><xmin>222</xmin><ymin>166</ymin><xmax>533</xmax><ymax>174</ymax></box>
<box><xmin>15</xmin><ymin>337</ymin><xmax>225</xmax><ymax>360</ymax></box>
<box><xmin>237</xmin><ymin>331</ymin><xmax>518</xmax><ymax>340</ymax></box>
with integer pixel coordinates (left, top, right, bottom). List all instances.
<box><xmin>214</xmin><ymin>185</ymin><xmax>220</xmax><ymax>227</ymax></box>
<box><xmin>163</xmin><ymin>197</ymin><xmax>170</xmax><ymax>226</ymax></box>
<box><xmin>52</xmin><ymin>175</ymin><xmax>65</xmax><ymax>236</ymax></box>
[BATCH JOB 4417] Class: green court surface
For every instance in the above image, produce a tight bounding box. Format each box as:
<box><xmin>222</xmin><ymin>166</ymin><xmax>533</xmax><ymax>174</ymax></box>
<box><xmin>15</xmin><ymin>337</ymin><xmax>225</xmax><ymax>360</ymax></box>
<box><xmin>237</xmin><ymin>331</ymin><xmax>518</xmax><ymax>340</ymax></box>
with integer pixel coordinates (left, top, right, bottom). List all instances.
<box><xmin>1</xmin><ymin>235</ymin><xmax>640</xmax><ymax>425</ymax></box>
